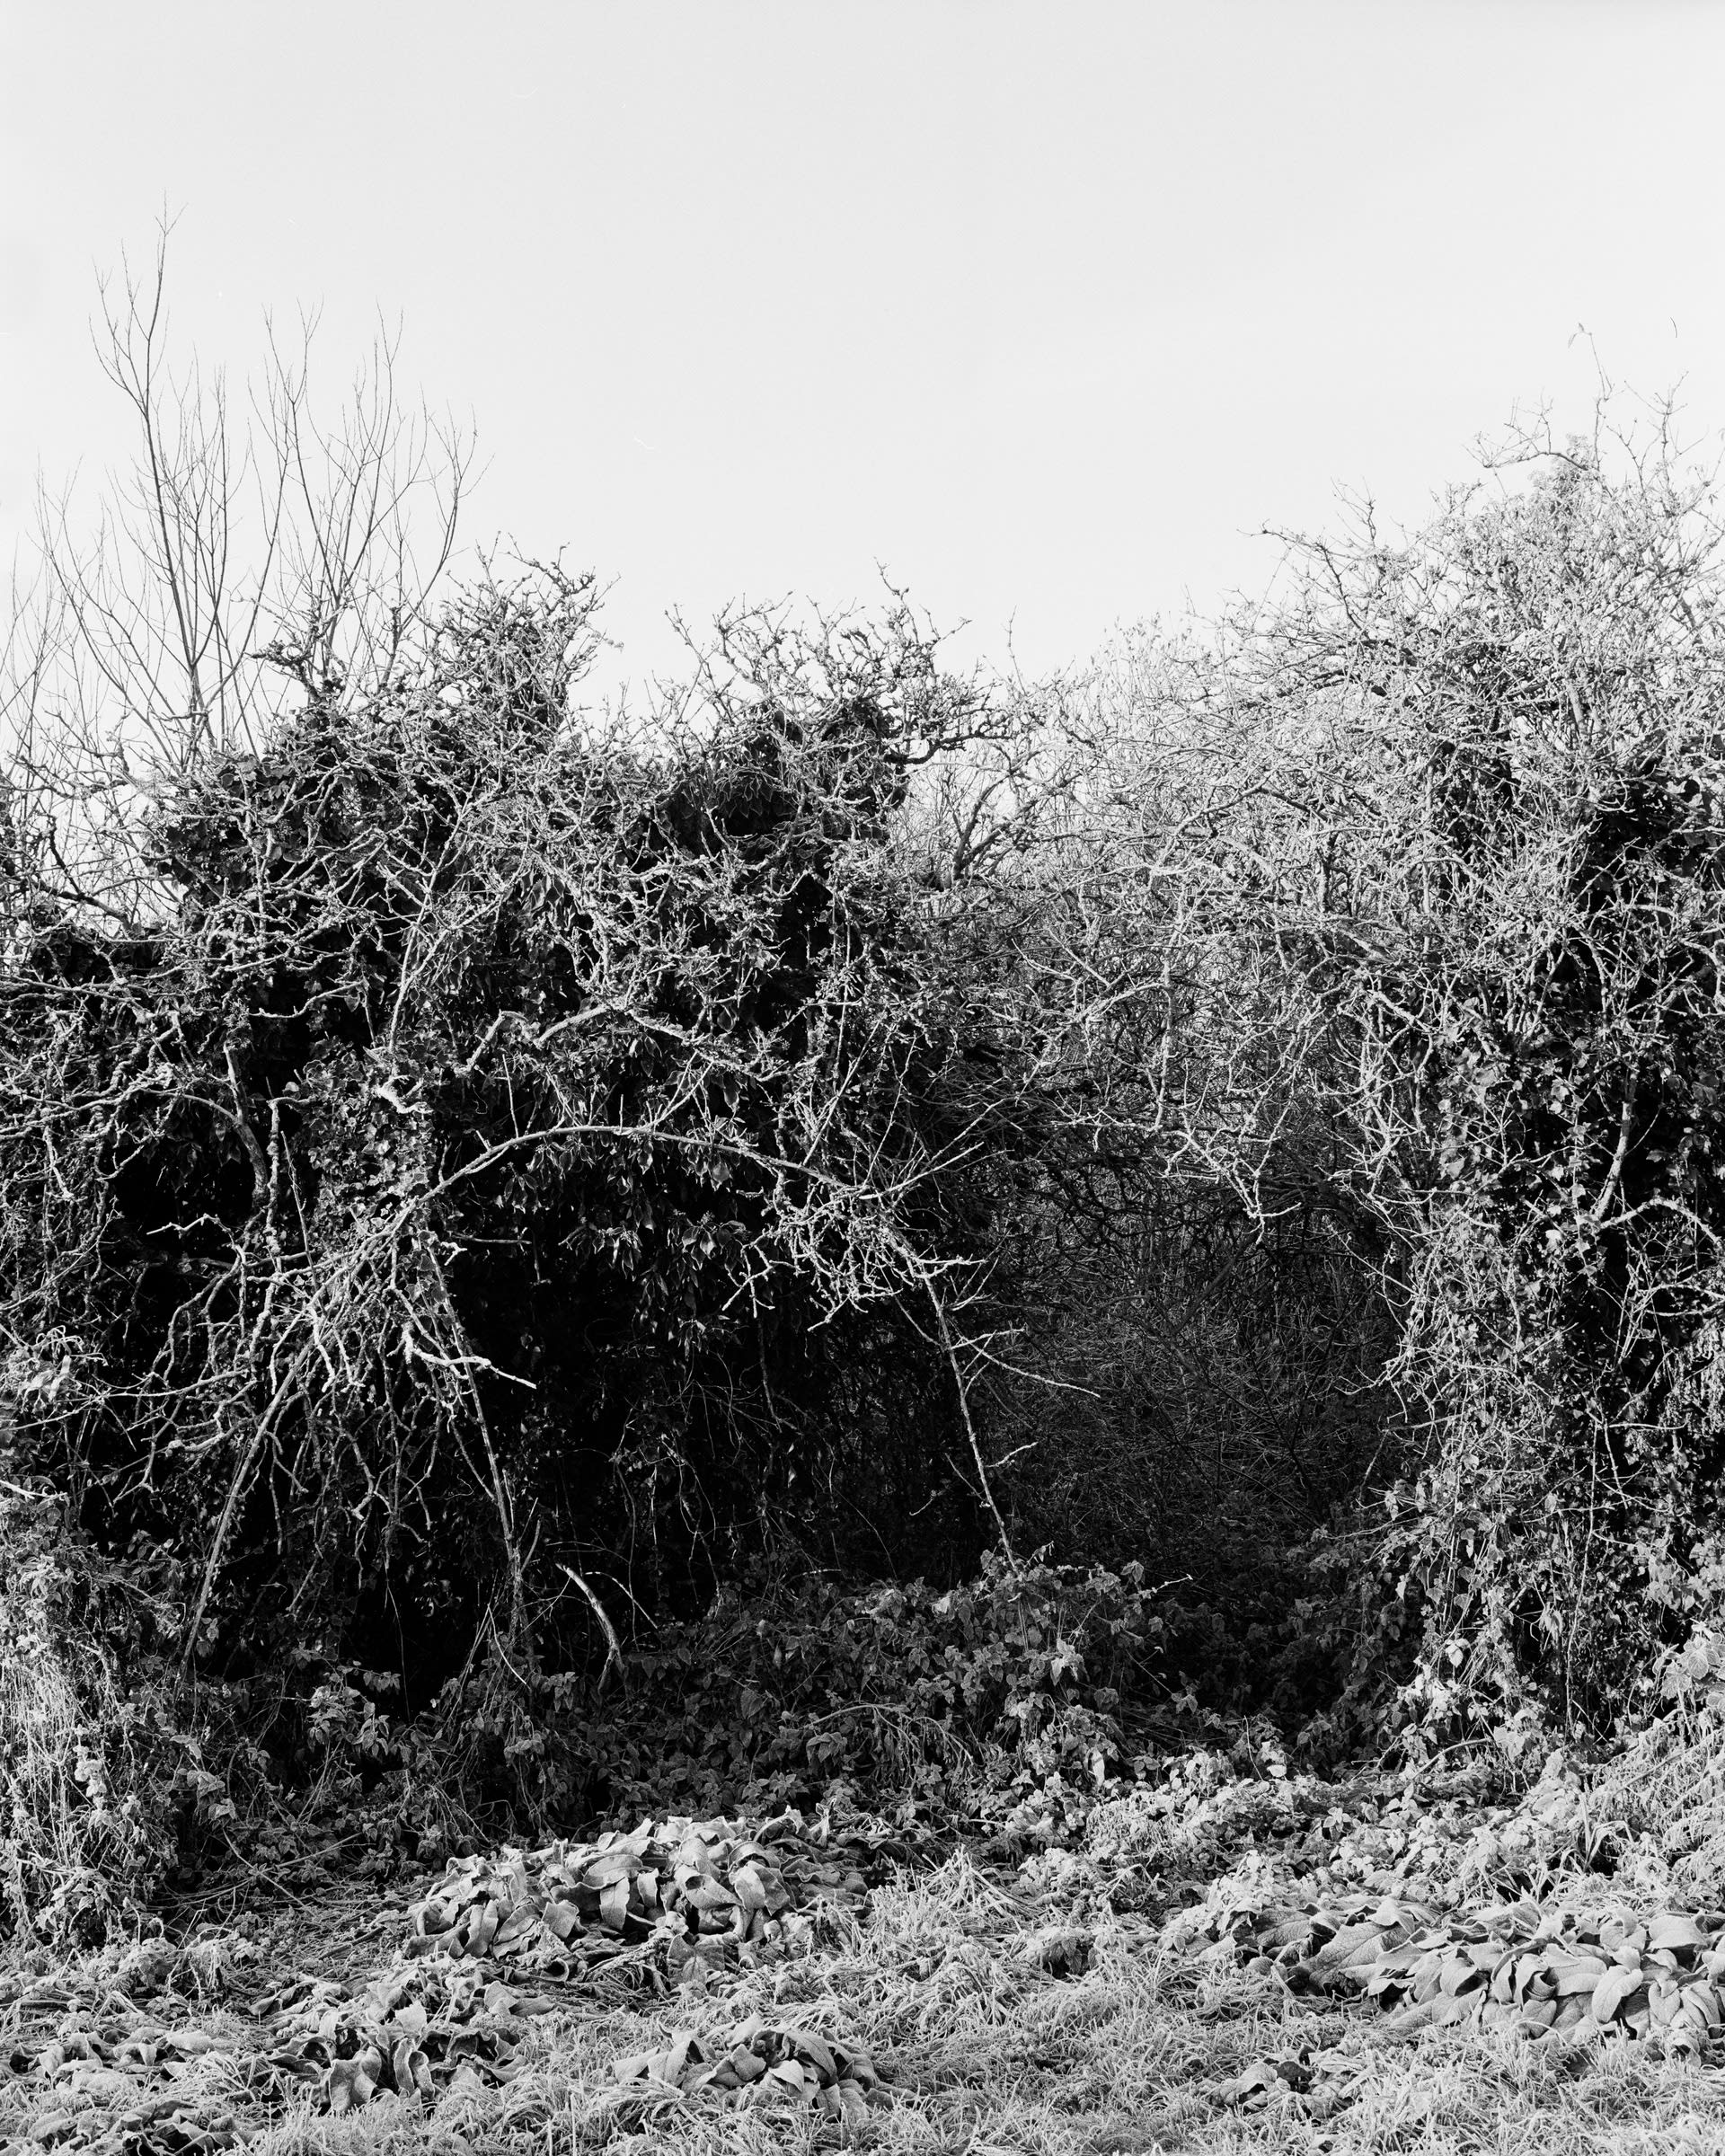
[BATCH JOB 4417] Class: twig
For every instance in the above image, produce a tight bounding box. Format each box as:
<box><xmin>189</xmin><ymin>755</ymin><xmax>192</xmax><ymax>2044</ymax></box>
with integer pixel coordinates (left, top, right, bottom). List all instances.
<box><xmin>558</xmin><ymin>1564</ymin><xmax>624</xmax><ymax>1692</ymax></box>
<box><xmin>928</xmin><ymin>1285</ymin><xmax>1017</xmax><ymax>1570</ymax></box>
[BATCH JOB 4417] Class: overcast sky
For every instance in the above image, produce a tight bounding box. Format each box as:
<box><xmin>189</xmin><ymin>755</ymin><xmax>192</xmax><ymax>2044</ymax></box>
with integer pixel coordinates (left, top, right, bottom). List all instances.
<box><xmin>4</xmin><ymin>1</ymin><xmax>1724</xmax><ymax>692</ymax></box>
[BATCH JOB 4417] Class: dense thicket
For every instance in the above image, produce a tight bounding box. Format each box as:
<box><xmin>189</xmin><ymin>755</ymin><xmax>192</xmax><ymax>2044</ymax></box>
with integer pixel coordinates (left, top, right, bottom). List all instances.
<box><xmin>2</xmin><ymin>573</ymin><xmax>1033</xmax><ymax>1686</ymax></box>
<box><xmin>10</xmin><ymin>268</ymin><xmax>1725</xmax><ymax>1931</ymax></box>
<box><xmin>1060</xmin><ymin>424</ymin><xmax>1725</xmax><ymax>1745</ymax></box>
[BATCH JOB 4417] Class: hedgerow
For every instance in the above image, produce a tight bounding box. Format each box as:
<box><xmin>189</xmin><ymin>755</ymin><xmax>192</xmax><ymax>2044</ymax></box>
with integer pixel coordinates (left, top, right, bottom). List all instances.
<box><xmin>14</xmin><ymin>251</ymin><xmax>1725</xmax><ymax>1940</ymax></box>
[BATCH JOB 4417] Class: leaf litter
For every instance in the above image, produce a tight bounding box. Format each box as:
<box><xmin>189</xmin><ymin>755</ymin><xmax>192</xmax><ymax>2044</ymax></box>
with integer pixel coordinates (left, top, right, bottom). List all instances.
<box><xmin>0</xmin><ymin>1811</ymin><xmax>898</xmax><ymax>2152</ymax></box>
<box><xmin>14</xmin><ymin>1769</ymin><xmax>1725</xmax><ymax>2151</ymax></box>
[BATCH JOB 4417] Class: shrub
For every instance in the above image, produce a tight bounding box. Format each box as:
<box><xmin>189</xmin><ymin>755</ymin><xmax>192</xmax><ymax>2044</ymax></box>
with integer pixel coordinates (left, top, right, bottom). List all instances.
<box><xmin>1080</xmin><ymin>412</ymin><xmax>1725</xmax><ymax>1739</ymax></box>
<box><xmin>2</xmin><ymin>556</ymin><xmax>1053</xmax><ymax>1734</ymax></box>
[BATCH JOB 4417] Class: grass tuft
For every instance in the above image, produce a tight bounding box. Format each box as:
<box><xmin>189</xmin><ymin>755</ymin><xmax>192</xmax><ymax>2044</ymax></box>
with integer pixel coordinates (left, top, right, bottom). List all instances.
<box><xmin>0</xmin><ymin>1487</ymin><xmax>172</xmax><ymax>1945</ymax></box>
